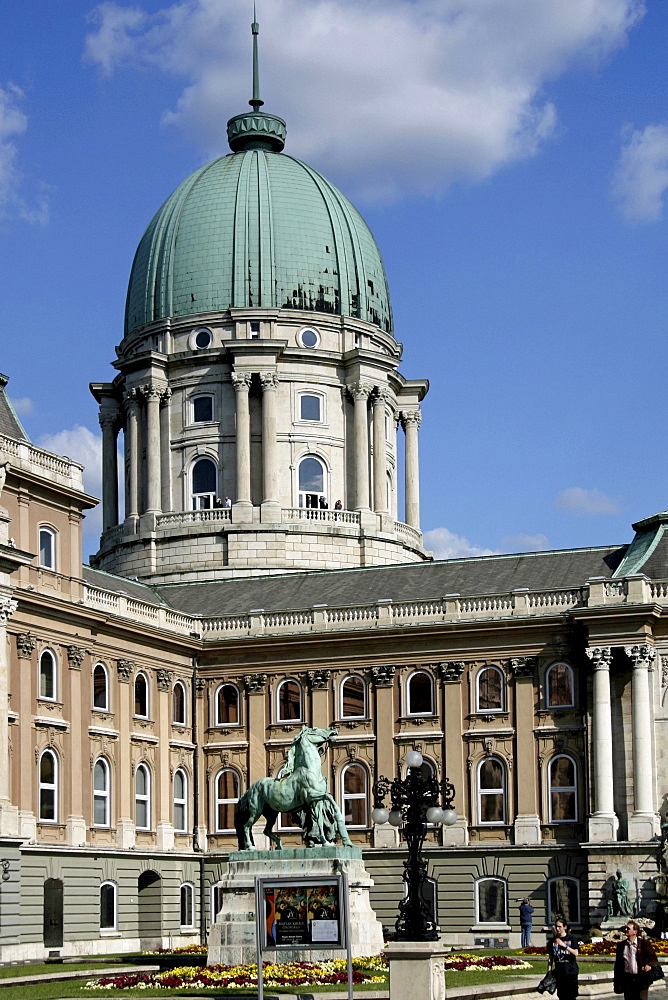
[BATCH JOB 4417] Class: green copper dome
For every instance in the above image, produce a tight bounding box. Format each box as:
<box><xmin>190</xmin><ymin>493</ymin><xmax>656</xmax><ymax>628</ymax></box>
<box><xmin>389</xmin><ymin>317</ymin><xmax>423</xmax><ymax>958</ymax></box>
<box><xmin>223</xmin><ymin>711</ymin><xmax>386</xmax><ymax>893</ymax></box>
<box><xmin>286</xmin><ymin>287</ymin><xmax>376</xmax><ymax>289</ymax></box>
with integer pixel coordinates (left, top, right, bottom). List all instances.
<box><xmin>124</xmin><ymin>149</ymin><xmax>393</xmax><ymax>338</ymax></box>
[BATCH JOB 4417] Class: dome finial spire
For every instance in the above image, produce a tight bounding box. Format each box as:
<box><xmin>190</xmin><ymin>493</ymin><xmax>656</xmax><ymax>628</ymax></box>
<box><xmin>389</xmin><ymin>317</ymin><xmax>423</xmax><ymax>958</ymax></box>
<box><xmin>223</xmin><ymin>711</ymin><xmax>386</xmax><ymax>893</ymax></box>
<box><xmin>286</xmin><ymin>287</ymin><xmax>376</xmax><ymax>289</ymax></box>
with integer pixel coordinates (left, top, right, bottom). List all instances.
<box><xmin>250</xmin><ymin>4</ymin><xmax>264</xmax><ymax>112</ymax></box>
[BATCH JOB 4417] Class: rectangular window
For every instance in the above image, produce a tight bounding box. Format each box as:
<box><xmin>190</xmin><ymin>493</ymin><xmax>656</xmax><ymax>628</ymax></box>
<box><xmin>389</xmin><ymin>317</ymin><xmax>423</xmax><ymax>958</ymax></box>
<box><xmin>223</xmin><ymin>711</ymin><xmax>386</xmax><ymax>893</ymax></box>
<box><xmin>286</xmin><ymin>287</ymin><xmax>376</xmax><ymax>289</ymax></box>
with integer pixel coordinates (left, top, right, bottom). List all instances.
<box><xmin>192</xmin><ymin>396</ymin><xmax>214</xmax><ymax>422</ymax></box>
<box><xmin>100</xmin><ymin>883</ymin><xmax>116</xmax><ymax>930</ymax></box>
<box><xmin>300</xmin><ymin>395</ymin><xmax>321</xmax><ymax>421</ymax></box>
<box><xmin>39</xmin><ymin>528</ymin><xmax>55</xmax><ymax>570</ymax></box>
<box><xmin>180</xmin><ymin>884</ymin><xmax>194</xmax><ymax>928</ymax></box>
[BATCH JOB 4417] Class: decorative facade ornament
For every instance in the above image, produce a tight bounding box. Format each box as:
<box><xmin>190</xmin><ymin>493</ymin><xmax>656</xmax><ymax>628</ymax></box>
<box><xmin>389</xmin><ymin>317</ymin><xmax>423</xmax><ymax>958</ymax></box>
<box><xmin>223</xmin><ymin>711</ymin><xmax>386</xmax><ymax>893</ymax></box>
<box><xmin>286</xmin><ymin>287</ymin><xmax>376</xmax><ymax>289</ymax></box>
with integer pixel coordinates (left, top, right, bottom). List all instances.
<box><xmin>0</xmin><ymin>597</ymin><xmax>18</xmax><ymax>626</ymax></box>
<box><xmin>483</xmin><ymin>738</ymin><xmax>494</xmax><ymax>756</ymax></box>
<box><xmin>160</xmin><ymin>386</ymin><xmax>172</xmax><ymax>405</ymax></box>
<box><xmin>16</xmin><ymin>633</ymin><xmax>36</xmax><ymax>658</ymax></box>
<box><xmin>259</xmin><ymin>372</ymin><xmax>279</xmax><ymax>391</ymax></box>
<box><xmin>307</xmin><ymin>669</ymin><xmax>331</xmax><ymax>690</ymax></box>
<box><xmin>244</xmin><ymin>673</ymin><xmax>268</xmax><ymax>694</ymax></box>
<box><xmin>624</xmin><ymin>644</ymin><xmax>655</xmax><ymax>669</ymax></box>
<box><xmin>508</xmin><ymin>656</ymin><xmax>537</xmax><ymax>677</ymax></box>
<box><xmin>400</xmin><ymin>409</ymin><xmax>422</xmax><ymax>429</ymax></box>
<box><xmin>585</xmin><ymin>646</ymin><xmax>613</xmax><ymax>670</ymax></box>
<box><xmin>347</xmin><ymin>745</ymin><xmax>358</xmax><ymax>760</ymax></box>
<box><xmin>438</xmin><ymin>661</ymin><xmax>465</xmax><ymax>682</ymax></box>
<box><xmin>231</xmin><ymin>372</ymin><xmax>252</xmax><ymax>391</ymax></box>
<box><xmin>156</xmin><ymin>668</ymin><xmax>173</xmax><ymax>692</ymax></box>
<box><xmin>662</xmin><ymin>656</ymin><xmax>668</xmax><ymax>688</ymax></box>
<box><xmin>67</xmin><ymin>645</ymin><xmax>86</xmax><ymax>670</ymax></box>
<box><xmin>123</xmin><ymin>386</ymin><xmax>139</xmax><ymax>408</ymax></box>
<box><xmin>0</xmin><ymin>461</ymin><xmax>10</xmax><ymax>496</ymax></box>
<box><xmin>116</xmin><ymin>659</ymin><xmax>135</xmax><ymax>682</ymax></box>
<box><xmin>371</xmin><ymin>664</ymin><xmax>395</xmax><ymax>688</ymax></box>
<box><xmin>195</xmin><ymin>677</ymin><xmax>206</xmax><ymax>697</ymax></box>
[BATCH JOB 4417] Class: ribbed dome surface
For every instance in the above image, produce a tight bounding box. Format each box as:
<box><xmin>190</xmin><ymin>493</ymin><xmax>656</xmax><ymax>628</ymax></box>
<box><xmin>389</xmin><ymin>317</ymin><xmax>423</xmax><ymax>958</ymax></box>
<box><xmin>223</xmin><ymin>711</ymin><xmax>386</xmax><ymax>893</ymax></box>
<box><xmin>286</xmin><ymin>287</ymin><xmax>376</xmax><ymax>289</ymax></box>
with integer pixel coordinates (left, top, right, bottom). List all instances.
<box><xmin>124</xmin><ymin>150</ymin><xmax>393</xmax><ymax>338</ymax></box>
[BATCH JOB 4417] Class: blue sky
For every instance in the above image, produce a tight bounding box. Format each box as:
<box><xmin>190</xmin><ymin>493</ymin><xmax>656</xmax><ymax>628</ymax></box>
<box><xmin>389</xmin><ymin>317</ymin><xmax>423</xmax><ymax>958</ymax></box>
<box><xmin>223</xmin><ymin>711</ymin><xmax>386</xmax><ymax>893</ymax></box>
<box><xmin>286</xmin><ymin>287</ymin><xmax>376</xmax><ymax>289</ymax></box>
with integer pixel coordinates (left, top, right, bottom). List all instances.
<box><xmin>1</xmin><ymin>0</ymin><xmax>667</xmax><ymax>561</ymax></box>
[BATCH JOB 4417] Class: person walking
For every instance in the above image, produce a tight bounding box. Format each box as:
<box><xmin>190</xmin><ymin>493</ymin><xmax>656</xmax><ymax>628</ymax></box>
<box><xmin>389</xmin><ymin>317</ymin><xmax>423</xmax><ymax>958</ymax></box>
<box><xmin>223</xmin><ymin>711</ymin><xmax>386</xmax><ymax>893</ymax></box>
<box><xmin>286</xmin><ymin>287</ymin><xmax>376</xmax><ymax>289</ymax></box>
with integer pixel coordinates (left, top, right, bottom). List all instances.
<box><xmin>547</xmin><ymin>917</ymin><xmax>580</xmax><ymax>1000</ymax></box>
<box><xmin>614</xmin><ymin>920</ymin><xmax>659</xmax><ymax>1000</ymax></box>
<box><xmin>519</xmin><ymin>897</ymin><xmax>534</xmax><ymax>948</ymax></box>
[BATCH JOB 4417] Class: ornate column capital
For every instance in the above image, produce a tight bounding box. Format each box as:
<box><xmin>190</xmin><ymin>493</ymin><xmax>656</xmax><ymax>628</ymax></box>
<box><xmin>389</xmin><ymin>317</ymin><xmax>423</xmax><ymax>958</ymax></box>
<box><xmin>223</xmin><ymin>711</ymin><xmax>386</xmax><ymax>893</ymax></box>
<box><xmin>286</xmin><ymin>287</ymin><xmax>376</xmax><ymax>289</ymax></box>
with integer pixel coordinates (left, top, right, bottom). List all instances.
<box><xmin>160</xmin><ymin>386</ymin><xmax>172</xmax><ymax>405</ymax></box>
<box><xmin>371</xmin><ymin>664</ymin><xmax>395</xmax><ymax>688</ymax></box>
<box><xmin>124</xmin><ymin>386</ymin><xmax>140</xmax><ymax>408</ymax></box>
<box><xmin>140</xmin><ymin>382</ymin><xmax>161</xmax><ymax>401</ymax></box>
<box><xmin>373</xmin><ymin>386</ymin><xmax>392</xmax><ymax>406</ymax></box>
<box><xmin>347</xmin><ymin>380</ymin><xmax>373</xmax><ymax>402</ymax></box>
<box><xmin>231</xmin><ymin>372</ymin><xmax>252</xmax><ymax>391</ymax></box>
<box><xmin>508</xmin><ymin>656</ymin><xmax>537</xmax><ymax>678</ymax></box>
<box><xmin>67</xmin><ymin>645</ymin><xmax>87</xmax><ymax>670</ymax></box>
<box><xmin>438</xmin><ymin>661</ymin><xmax>465</xmax><ymax>682</ymax></box>
<box><xmin>307</xmin><ymin>669</ymin><xmax>331</xmax><ymax>690</ymax></box>
<box><xmin>156</xmin><ymin>668</ymin><xmax>173</xmax><ymax>692</ymax></box>
<box><xmin>400</xmin><ymin>409</ymin><xmax>422</xmax><ymax>429</ymax></box>
<box><xmin>0</xmin><ymin>597</ymin><xmax>17</xmax><ymax>627</ymax></box>
<box><xmin>16</xmin><ymin>632</ymin><xmax>36</xmax><ymax>658</ymax></box>
<box><xmin>586</xmin><ymin>646</ymin><xmax>613</xmax><ymax>670</ymax></box>
<box><xmin>116</xmin><ymin>658</ymin><xmax>135</xmax><ymax>682</ymax></box>
<box><xmin>259</xmin><ymin>372</ymin><xmax>279</xmax><ymax>391</ymax></box>
<box><xmin>98</xmin><ymin>412</ymin><xmax>119</xmax><ymax>431</ymax></box>
<box><xmin>244</xmin><ymin>672</ymin><xmax>268</xmax><ymax>694</ymax></box>
<box><xmin>624</xmin><ymin>644</ymin><xmax>655</xmax><ymax>669</ymax></box>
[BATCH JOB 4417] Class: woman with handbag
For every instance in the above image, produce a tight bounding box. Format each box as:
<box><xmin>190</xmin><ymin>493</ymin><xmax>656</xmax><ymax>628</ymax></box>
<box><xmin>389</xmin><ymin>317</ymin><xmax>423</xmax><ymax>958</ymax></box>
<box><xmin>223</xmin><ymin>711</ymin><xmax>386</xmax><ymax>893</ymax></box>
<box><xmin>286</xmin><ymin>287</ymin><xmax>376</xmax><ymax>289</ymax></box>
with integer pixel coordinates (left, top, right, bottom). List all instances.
<box><xmin>548</xmin><ymin>918</ymin><xmax>581</xmax><ymax>1000</ymax></box>
<box><xmin>614</xmin><ymin>921</ymin><xmax>661</xmax><ymax>1000</ymax></box>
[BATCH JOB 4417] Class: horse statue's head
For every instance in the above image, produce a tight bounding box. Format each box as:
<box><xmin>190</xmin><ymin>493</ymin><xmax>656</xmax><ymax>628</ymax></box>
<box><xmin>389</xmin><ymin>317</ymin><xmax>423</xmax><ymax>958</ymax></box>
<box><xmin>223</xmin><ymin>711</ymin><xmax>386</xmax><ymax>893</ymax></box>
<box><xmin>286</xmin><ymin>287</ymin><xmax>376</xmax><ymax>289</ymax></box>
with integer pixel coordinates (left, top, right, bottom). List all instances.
<box><xmin>283</xmin><ymin>726</ymin><xmax>338</xmax><ymax>775</ymax></box>
<box><xmin>300</xmin><ymin>724</ymin><xmax>338</xmax><ymax>745</ymax></box>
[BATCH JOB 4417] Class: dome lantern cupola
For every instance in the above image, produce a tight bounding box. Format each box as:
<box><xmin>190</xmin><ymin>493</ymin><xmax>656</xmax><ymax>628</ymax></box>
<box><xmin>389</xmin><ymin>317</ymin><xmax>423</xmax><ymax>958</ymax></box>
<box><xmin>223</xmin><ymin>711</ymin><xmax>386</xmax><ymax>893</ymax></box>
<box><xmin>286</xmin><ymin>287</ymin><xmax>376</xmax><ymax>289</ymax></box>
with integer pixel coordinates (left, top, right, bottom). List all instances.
<box><xmin>226</xmin><ymin>16</ymin><xmax>286</xmax><ymax>152</ymax></box>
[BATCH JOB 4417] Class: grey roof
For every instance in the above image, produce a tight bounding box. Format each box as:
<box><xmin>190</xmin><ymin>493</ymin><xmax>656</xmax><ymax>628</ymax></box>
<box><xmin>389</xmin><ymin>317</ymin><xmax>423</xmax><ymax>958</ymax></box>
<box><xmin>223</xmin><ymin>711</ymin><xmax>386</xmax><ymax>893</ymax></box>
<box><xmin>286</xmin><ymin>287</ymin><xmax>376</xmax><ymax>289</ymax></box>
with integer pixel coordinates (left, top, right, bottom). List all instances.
<box><xmin>83</xmin><ymin>566</ymin><xmax>169</xmax><ymax>606</ymax></box>
<box><xmin>0</xmin><ymin>374</ymin><xmax>29</xmax><ymax>441</ymax></box>
<box><xmin>156</xmin><ymin>544</ymin><xmax>627</xmax><ymax>616</ymax></box>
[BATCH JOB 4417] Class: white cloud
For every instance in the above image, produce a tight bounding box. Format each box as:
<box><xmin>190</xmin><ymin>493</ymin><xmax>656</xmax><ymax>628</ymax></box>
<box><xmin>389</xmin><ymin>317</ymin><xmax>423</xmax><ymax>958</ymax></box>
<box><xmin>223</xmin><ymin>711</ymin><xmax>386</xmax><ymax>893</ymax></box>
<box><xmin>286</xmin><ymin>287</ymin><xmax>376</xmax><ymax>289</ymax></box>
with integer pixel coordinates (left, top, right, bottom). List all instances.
<box><xmin>11</xmin><ymin>397</ymin><xmax>33</xmax><ymax>417</ymax></box>
<box><xmin>555</xmin><ymin>486</ymin><xmax>620</xmax><ymax>515</ymax></box>
<box><xmin>613</xmin><ymin>122</ymin><xmax>668</xmax><ymax>222</ymax></box>
<box><xmin>84</xmin><ymin>0</ymin><xmax>644</xmax><ymax>201</ymax></box>
<box><xmin>0</xmin><ymin>83</ymin><xmax>50</xmax><ymax>225</ymax></box>
<box><xmin>423</xmin><ymin>526</ymin><xmax>497</xmax><ymax>560</ymax></box>
<box><xmin>501</xmin><ymin>533</ymin><xmax>550</xmax><ymax>552</ymax></box>
<box><xmin>37</xmin><ymin>426</ymin><xmax>103</xmax><ymax>547</ymax></box>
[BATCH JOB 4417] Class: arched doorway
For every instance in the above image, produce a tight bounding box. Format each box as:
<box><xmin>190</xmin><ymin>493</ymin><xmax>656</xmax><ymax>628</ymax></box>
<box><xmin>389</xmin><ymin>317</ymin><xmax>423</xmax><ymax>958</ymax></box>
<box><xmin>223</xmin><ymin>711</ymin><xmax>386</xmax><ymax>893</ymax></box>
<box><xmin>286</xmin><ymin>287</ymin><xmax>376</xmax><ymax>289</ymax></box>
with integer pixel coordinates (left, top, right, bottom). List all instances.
<box><xmin>298</xmin><ymin>455</ymin><xmax>326</xmax><ymax>509</ymax></box>
<box><xmin>138</xmin><ymin>871</ymin><xmax>162</xmax><ymax>942</ymax></box>
<box><xmin>43</xmin><ymin>878</ymin><xmax>63</xmax><ymax>948</ymax></box>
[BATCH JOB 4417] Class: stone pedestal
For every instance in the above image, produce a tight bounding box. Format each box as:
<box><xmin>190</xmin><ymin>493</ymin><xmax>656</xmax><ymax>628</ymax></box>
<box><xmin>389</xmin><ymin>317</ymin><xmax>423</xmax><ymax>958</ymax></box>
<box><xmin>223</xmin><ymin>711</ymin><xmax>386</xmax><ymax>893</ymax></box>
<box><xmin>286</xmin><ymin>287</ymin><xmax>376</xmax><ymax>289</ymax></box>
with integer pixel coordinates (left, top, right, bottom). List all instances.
<box><xmin>207</xmin><ymin>846</ymin><xmax>384</xmax><ymax>966</ymax></box>
<box><xmin>385</xmin><ymin>940</ymin><xmax>448</xmax><ymax>1000</ymax></box>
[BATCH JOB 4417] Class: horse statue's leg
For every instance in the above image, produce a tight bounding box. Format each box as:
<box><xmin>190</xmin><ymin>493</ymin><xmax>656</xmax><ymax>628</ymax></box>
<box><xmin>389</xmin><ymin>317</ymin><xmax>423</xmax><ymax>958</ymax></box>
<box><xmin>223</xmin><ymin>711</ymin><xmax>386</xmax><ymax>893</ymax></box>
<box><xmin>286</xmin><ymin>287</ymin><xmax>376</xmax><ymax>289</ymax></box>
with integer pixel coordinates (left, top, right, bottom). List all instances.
<box><xmin>236</xmin><ymin>783</ymin><xmax>267</xmax><ymax>850</ymax></box>
<box><xmin>262</xmin><ymin>806</ymin><xmax>283</xmax><ymax>850</ymax></box>
<box><xmin>325</xmin><ymin>793</ymin><xmax>354</xmax><ymax>847</ymax></box>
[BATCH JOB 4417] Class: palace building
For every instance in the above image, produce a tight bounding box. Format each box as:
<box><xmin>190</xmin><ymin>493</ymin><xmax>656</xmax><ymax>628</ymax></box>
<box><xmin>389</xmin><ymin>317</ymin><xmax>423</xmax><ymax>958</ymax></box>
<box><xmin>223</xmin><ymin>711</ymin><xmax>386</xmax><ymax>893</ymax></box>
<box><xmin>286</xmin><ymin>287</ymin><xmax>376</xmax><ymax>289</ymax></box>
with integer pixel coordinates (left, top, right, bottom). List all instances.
<box><xmin>0</xmin><ymin>24</ymin><xmax>667</xmax><ymax>961</ymax></box>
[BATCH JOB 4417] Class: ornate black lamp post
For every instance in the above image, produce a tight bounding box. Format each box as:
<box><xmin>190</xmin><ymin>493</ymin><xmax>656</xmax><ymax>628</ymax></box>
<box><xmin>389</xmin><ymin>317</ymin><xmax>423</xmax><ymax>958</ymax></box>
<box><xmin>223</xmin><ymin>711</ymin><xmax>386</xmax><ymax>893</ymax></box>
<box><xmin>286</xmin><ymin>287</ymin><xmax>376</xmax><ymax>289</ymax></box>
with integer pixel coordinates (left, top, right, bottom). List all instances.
<box><xmin>372</xmin><ymin>750</ymin><xmax>457</xmax><ymax>941</ymax></box>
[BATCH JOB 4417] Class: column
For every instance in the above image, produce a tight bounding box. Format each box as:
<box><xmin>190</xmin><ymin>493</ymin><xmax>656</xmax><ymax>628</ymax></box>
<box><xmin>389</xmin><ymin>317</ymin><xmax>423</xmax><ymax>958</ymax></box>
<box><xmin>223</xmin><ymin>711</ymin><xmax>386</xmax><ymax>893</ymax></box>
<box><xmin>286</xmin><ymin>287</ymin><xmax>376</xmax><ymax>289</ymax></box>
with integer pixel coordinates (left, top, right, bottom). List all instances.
<box><xmin>401</xmin><ymin>409</ymin><xmax>421</xmax><ymax>528</ymax></box>
<box><xmin>372</xmin><ymin>389</ymin><xmax>389</xmax><ymax>513</ymax></box>
<box><xmin>350</xmin><ymin>382</ymin><xmax>371</xmax><ymax>511</ymax></box>
<box><xmin>0</xmin><ymin>596</ymin><xmax>18</xmax><ymax>836</ymax></box>
<box><xmin>509</xmin><ymin>657</ymin><xmax>541</xmax><ymax>844</ymax></box>
<box><xmin>439</xmin><ymin>661</ymin><xmax>468</xmax><ymax>846</ymax></box>
<box><xmin>142</xmin><ymin>383</ymin><xmax>162</xmax><ymax>514</ymax></box>
<box><xmin>159</xmin><ymin>388</ymin><xmax>172</xmax><ymax>513</ymax></box>
<box><xmin>116</xmin><ymin>659</ymin><xmax>136</xmax><ymax>849</ymax></box>
<box><xmin>99</xmin><ymin>413</ymin><xmax>119</xmax><ymax>531</ymax></box>
<box><xmin>66</xmin><ymin>646</ymin><xmax>86</xmax><ymax>846</ymax></box>
<box><xmin>124</xmin><ymin>388</ymin><xmax>140</xmax><ymax>520</ymax></box>
<box><xmin>585</xmin><ymin>646</ymin><xmax>618</xmax><ymax>841</ymax></box>
<box><xmin>625</xmin><ymin>644</ymin><xmax>657</xmax><ymax>840</ymax></box>
<box><xmin>259</xmin><ymin>373</ymin><xmax>279</xmax><ymax>509</ymax></box>
<box><xmin>155</xmin><ymin>668</ymin><xmax>174</xmax><ymax>851</ymax></box>
<box><xmin>232</xmin><ymin>373</ymin><xmax>252</xmax><ymax>505</ymax></box>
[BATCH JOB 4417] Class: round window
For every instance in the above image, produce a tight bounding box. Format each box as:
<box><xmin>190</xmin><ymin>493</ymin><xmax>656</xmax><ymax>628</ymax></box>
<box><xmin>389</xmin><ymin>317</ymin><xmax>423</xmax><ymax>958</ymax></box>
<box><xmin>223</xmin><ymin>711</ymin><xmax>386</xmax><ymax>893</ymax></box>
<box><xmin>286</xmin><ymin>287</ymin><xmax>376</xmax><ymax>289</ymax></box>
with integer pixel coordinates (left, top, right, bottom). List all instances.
<box><xmin>298</xmin><ymin>328</ymin><xmax>319</xmax><ymax>349</ymax></box>
<box><xmin>193</xmin><ymin>328</ymin><xmax>213</xmax><ymax>349</ymax></box>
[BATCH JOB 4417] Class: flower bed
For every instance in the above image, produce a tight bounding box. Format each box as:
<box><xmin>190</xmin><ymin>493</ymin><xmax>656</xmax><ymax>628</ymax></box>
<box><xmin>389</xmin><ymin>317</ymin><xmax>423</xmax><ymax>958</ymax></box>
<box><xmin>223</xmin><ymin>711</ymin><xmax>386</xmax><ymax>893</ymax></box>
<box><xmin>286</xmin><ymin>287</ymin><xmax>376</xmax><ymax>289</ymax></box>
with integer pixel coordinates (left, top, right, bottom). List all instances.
<box><xmin>443</xmin><ymin>953</ymin><xmax>533</xmax><ymax>973</ymax></box>
<box><xmin>524</xmin><ymin>940</ymin><xmax>668</xmax><ymax>957</ymax></box>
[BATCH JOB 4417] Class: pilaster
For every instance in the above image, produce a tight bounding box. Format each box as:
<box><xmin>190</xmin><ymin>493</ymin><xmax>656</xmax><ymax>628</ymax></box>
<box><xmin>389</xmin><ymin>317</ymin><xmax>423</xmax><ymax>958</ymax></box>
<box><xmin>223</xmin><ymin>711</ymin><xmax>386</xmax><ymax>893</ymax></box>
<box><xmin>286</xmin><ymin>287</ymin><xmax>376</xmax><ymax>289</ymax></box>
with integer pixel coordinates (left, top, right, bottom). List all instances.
<box><xmin>585</xmin><ymin>646</ymin><xmax>618</xmax><ymax>842</ymax></box>
<box><xmin>625</xmin><ymin>643</ymin><xmax>658</xmax><ymax>839</ymax></box>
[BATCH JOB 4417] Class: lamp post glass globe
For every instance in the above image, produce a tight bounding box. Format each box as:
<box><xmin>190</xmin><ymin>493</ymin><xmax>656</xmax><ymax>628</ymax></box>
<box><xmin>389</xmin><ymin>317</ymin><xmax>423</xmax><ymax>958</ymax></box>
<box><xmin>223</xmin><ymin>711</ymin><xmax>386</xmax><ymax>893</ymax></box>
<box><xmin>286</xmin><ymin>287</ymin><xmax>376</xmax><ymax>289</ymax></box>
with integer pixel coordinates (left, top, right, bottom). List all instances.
<box><xmin>371</xmin><ymin>806</ymin><xmax>389</xmax><ymax>825</ymax></box>
<box><xmin>426</xmin><ymin>806</ymin><xmax>444</xmax><ymax>824</ymax></box>
<box><xmin>405</xmin><ymin>750</ymin><xmax>423</xmax><ymax>769</ymax></box>
<box><xmin>441</xmin><ymin>807</ymin><xmax>457</xmax><ymax>826</ymax></box>
<box><xmin>388</xmin><ymin>809</ymin><xmax>404</xmax><ymax>827</ymax></box>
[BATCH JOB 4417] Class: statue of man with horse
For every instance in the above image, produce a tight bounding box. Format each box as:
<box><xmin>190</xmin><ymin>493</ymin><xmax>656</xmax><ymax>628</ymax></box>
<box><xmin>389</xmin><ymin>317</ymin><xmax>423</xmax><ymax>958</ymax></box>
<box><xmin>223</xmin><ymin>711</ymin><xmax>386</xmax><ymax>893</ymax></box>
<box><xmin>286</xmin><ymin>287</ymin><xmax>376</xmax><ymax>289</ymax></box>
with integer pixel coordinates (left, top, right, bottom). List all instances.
<box><xmin>234</xmin><ymin>725</ymin><xmax>354</xmax><ymax>850</ymax></box>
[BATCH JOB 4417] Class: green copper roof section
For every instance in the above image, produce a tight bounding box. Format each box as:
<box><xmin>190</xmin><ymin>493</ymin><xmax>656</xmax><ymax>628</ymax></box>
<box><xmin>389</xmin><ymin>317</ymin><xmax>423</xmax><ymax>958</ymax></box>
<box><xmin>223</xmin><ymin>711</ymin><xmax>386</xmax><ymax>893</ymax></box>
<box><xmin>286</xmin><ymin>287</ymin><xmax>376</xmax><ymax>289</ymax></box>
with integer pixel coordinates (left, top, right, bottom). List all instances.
<box><xmin>124</xmin><ymin>150</ymin><xmax>393</xmax><ymax>337</ymax></box>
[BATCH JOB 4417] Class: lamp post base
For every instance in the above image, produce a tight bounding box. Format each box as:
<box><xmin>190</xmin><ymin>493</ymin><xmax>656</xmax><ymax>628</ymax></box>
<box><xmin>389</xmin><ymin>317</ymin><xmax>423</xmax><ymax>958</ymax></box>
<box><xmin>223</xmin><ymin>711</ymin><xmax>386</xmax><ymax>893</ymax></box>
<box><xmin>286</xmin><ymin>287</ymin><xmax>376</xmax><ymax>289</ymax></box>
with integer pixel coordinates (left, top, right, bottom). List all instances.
<box><xmin>384</xmin><ymin>940</ymin><xmax>449</xmax><ymax>1000</ymax></box>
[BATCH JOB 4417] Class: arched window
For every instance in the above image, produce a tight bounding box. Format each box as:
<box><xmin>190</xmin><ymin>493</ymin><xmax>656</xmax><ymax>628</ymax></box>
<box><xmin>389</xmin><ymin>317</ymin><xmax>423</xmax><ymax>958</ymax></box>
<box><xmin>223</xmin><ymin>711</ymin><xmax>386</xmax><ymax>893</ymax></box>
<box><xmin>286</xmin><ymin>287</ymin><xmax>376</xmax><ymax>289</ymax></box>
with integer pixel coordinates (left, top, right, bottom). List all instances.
<box><xmin>407</xmin><ymin>671</ymin><xmax>434</xmax><ymax>716</ymax></box>
<box><xmin>191</xmin><ymin>457</ymin><xmax>217</xmax><ymax>509</ymax></box>
<box><xmin>546</xmin><ymin>662</ymin><xmax>575</xmax><ymax>708</ymax></box>
<box><xmin>299</xmin><ymin>394</ymin><xmax>322</xmax><ymax>422</ymax></box>
<box><xmin>341</xmin><ymin>763</ymin><xmax>368</xmax><ymax>828</ymax></box>
<box><xmin>172</xmin><ymin>681</ymin><xmax>186</xmax><ymax>725</ymax></box>
<box><xmin>39</xmin><ymin>749</ymin><xmax>58</xmax><ymax>823</ymax></box>
<box><xmin>547</xmin><ymin>877</ymin><xmax>581</xmax><ymax>924</ymax></box>
<box><xmin>476</xmin><ymin>666</ymin><xmax>504</xmax><ymax>712</ymax></box>
<box><xmin>215</xmin><ymin>769</ymin><xmax>239</xmax><ymax>832</ymax></box>
<box><xmin>93</xmin><ymin>757</ymin><xmax>111</xmax><ymax>827</ymax></box>
<box><xmin>135</xmin><ymin>763</ymin><xmax>151</xmax><ymax>830</ymax></box>
<box><xmin>277</xmin><ymin>679</ymin><xmax>303</xmax><ymax>722</ymax></box>
<box><xmin>215</xmin><ymin>683</ymin><xmax>240</xmax><ymax>726</ymax></box>
<box><xmin>476</xmin><ymin>877</ymin><xmax>507</xmax><ymax>924</ymax></box>
<box><xmin>100</xmin><ymin>881</ymin><xmax>117</xmax><ymax>931</ymax></box>
<box><xmin>39</xmin><ymin>526</ymin><xmax>56</xmax><ymax>570</ymax></box>
<box><xmin>173</xmin><ymin>768</ymin><xmax>188</xmax><ymax>833</ymax></box>
<box><xmin>39</xmin><ymin>649</ymin><xmax>57</xmax><ymax>701</ymax></box>
<box><xmin>340</xmin><ymin>675</ymin><xmax>366</xmax><ymax>719</ymax></box>
<box><xmin>478</xmin><ymin>757</ymin><xmax>506</xmax><ymax>824</ymax></box>
<box><xmin>134</xmin><ymin>672</ymin><xmax>149</xmax><ymax>718</ymax></box>
<box><xmin>549</xmin><ymin>755</ymin><xmax>578</xmax><ymax>823</ymax></box>
<box><xmin>298</xmin><ymin>455</ymin><xmax>326</xmax><ymax>508</ymax></box>
<box><xmin>191</xmin><ymin>395</ymin><xmax>214</xmax><ymax>423</ymax></box>
<box><xmin>93</xmin><ymin>663</ymin><xmax>109</xmax><ymax>711</ymax></box>
<box><xmin>180</xmin><ymin>883</ymin><xmax>195</xmax><ymax>928</ymax></box>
